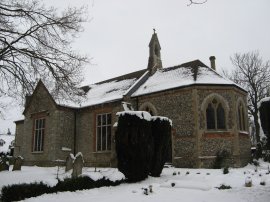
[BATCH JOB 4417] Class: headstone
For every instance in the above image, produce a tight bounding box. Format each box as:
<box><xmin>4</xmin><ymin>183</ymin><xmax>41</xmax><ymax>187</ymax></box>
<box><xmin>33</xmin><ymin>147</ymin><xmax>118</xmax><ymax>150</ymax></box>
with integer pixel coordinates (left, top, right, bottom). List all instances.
<box><xmin>0</xmin><ymin>156</ymin><xmax>9</xmax><ymax>171</ymax></box>
<box><xmin>71</xmin><ymin>152</ymin><xmax>84</xmax><ymax>178</ymax></box>
<box><xmin>65</xmin><ymin>154</ymin><xmax>74</xmax><ymax>172</ymax></box>
<box><xmin>12</xmin><ymin>156</ymin><xmax>24</xmax><ymax>171</ymax></box>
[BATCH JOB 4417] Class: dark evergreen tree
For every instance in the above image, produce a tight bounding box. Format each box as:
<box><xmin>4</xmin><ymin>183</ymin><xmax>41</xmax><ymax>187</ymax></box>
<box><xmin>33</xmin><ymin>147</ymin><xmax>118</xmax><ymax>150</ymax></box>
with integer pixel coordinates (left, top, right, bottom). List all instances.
<box><xmin>115</xmin><ymin>112</ymin><xmax>153</xmax><ymax>182</ymax></box>
<box><xmin>149</xmin><ymin>117</ymin><xmax>172</xmax><ymax>177</ymax></box>
<box><xmin>259</xmin><ymin>99</ymin><xmax>270</xmax><ymax>161</ymax></box>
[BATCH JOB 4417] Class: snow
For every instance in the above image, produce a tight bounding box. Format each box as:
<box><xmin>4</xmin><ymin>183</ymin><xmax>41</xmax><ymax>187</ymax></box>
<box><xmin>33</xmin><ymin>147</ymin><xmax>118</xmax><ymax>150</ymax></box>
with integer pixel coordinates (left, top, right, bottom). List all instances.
<box><xmin>258</xmin><ymin>96</ymin><xmax>270</xmax><ymax>108</ymax></box>
<box><xmin>160</xmin><ymin>179</ymin><xmax>211</xmax><ymax>191</ymax></box>
<box><xmin>57</xmin><ymin>78</ymin><xmax>137</xmax><ymax>108</ymax></box>
<box><xmin>116</xmin><ymin>111</ymin><xmax>152</xmax><ymax>121</ymax></box>
<box><xmin>0</xmin><ymin>134</ymin><xmax>15</xmax><ymax>154</ymax></box>
<box><xmin>1</xmin><ymin>160</ymin><xmax>270</xmax><ymax>202</ymax></box>
<box><xmin>132</xmin><ymin>66</ymin><xmax>236</xmax><ymax>97</ymax></box>
<box><xmin>151</xmin><ymin>116</ymin><xmax>172</xmax><ymax>126</ymax></box>
<box><xmin>61</xmin><ymin>147</ymin><xmax>72</xmax><ymax>151</ymax></box>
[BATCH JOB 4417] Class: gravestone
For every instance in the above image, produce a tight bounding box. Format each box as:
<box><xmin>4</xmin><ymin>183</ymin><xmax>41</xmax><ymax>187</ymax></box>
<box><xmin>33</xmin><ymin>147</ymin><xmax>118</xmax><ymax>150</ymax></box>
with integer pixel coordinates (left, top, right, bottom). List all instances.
<box><xmin>12</xmin><ymin>156</ymin><xmax>24</xmax><ymax>171</ymax></box>
<box><xmin>65</xmin><ymin>154</ymin><xmax>74</xmax><ymax>172</ymax></box>
<box><xmin>0</xmin><ymin>156</ymin><xmax>9</xmax><ymax>171</ymax></box>
<box><xmin>71</xmin><ymin>153</ymin><xmax>84</xmax><ymax>178</ymax></box>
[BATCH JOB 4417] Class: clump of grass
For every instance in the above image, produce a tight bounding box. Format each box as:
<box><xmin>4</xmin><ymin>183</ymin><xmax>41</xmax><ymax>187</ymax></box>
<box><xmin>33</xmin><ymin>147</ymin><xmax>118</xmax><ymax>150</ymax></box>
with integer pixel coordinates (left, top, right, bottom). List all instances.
<box><xmin>216</xmin><ymin>184</ymin><xmax>232</xmax><ymax>190</ymax></box>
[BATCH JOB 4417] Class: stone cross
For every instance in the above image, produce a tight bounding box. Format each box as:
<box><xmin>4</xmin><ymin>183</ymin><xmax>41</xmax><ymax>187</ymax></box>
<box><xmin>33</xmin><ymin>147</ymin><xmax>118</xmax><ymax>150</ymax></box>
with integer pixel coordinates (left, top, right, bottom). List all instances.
<box><xmin>12</xmin><ymin>156</ymin><xmax>24</xmax><ymax>171</ymax></box>
<box><xmin>71</xmin><ymin>153</ymin><xmax>84</xmax><ymax>178</ymax></box>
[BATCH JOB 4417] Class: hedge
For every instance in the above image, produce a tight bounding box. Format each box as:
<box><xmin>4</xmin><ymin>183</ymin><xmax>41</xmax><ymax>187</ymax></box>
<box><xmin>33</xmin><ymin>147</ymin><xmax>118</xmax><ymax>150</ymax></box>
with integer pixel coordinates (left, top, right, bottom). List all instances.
<box><xmin>1</xmin><ymin>176</ymin><xmax>124</xmax><ymax>202</ymax></box>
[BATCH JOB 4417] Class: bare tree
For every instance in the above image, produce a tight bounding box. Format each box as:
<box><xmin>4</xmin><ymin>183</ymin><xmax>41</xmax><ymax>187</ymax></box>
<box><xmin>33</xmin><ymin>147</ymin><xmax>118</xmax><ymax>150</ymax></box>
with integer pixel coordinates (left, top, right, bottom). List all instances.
<box><xmin>187</xmin><ymin>0</ymin><xmax>208</xmax><ymax>6</ymax></box>
<box><xmin>0</xmin><ymin>0</ymin><xmax>88</xmax><ymax>107</ymax></box>
<box><xmin>228</xmin><ymin>51</ymin><xmax>270</xmax><ymax>144</ymax></box>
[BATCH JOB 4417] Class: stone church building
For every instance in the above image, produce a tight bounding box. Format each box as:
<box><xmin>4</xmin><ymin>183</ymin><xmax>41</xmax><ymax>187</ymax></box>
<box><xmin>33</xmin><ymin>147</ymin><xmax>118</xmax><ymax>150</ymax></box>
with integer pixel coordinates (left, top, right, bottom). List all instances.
<box><xmin>14</xmin><ymin>32</ymin><xmax>251</xmax><ymax>168</ymax></box>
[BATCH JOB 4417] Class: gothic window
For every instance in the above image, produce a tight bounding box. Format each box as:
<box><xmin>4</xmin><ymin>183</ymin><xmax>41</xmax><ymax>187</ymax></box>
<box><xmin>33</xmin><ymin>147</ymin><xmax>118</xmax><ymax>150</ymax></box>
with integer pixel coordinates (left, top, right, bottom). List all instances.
<box><xmin>206</xmin><ymin>99</ymin><xmax>226</xmax><ymax>130</ymax></box>
<box><xmin>33</xmin><ymin>118</ymin><xmax>45</xmax><ymax>152</ymax></box>
<box><xmin>217</xmin><ymin>103</ymin><xmax>226</xmax><ymax>129</ymax></box>
<box><xmin>96</xmin><ymin>113</ymin><xmax>112</xmax><ymax>151</ymax></box>
<box><xmin>238</xmin><ymin>102</ymin><xmax>246</xmax><ymax>131</ymax></box>
<box><xmin>206</xmin><ymin>103</ymin><xmax>215</xmax><ymax>129</ymax></box>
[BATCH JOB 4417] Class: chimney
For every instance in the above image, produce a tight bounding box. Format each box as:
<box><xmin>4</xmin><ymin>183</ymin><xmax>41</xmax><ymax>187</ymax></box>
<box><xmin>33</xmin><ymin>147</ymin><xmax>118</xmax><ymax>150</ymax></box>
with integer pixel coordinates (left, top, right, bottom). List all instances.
<box><xmin>209</xmin><ymin>56</ymin><xmax>216</xmax><ymax>70</ymax></box>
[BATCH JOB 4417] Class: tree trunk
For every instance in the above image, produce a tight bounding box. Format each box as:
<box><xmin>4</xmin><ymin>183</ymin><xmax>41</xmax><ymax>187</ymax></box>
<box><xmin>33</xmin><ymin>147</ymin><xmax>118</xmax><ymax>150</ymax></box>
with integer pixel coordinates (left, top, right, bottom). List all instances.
<box><xmin>253</xmin><ymin>112</ymin><xmax>261</xmax><ymax>144</ymax></box>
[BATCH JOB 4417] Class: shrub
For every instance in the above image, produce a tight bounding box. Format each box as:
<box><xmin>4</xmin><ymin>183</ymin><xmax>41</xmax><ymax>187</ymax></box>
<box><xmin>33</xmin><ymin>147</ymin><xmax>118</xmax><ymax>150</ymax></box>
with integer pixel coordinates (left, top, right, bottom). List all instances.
<box><xmin>1</xmin><ymin>176</ymin><xmax>124</xmax><ymax>202</ymax></box>
<box><xmin>216</xmin><ymin>184</ymin><xmax>232</xmax><ymax>190</ymax></box>
<box><xmin>1</xmin><ymin>182</ymin><xmax>51</xmax><ymax>202</ymax></box>
<box><xmin>115</xmin><ymin>112</ymin><xmax>153</xmax><ymax>182</ymax></box>
<box><xmin>149</xmin><ymin>117</ymin><xmax>171</xmax><ymax>177</ymax></box>
<box><xmin>213</xmin><ymin>150</ymin><xmax>229</xmax><ymax>169</ymax></box>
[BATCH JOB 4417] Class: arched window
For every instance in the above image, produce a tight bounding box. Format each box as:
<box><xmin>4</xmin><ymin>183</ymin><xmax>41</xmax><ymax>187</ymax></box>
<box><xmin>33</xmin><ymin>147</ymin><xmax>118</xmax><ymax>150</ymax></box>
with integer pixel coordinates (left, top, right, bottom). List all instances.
<box><xmin>206</xmin><ymin>99</ymin><xmax>226</xmax><ymax>130</ymax></box>
<box><xmin>217</xmin><ymin>103</ymin><xmax>226</xmax><ymax>129</ymax></box>
<box><xmin>206</xmin><ymin>103</ymin><xmax>215</xmax><ymax>129</ymax></box>
<box><xmin>238</xmin><ymin>102</ymin><xmax>246</xmax><ymax>131</ymax></box>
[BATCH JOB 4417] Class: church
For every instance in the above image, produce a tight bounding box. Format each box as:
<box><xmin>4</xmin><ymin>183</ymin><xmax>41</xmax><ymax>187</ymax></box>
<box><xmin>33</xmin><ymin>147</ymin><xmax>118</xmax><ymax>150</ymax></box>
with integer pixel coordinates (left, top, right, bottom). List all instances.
<box><xmin>14</xmin><ymin>32</ymin><xmax>251</xmax><ymax>168</ymax></box>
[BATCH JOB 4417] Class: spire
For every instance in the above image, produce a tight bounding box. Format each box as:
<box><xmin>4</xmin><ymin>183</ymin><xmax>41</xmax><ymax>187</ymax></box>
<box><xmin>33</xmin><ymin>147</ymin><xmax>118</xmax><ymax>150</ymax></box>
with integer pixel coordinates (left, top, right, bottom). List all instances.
<box><xmin>147</xmin><ymin>29</ymin><xmax>162</xmax><ymax>74</ymax></box>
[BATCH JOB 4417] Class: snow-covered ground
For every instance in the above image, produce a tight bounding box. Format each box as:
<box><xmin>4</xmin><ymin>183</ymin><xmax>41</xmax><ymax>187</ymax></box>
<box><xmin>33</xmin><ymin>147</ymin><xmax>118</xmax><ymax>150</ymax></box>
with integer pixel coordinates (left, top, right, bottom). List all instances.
<box><xmin>1</xmin><ymin>160</ymin><xmax>270</xmax><ymax>202</ymax></box>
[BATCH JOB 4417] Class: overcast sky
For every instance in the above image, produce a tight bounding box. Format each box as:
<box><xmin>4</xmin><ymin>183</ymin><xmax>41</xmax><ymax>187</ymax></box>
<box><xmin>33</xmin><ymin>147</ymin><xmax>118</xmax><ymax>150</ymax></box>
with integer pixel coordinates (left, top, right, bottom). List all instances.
<box><xmin>0</xmin><ymin>0</ymin><xmax>270</xmax><ymax>134</ymax></box>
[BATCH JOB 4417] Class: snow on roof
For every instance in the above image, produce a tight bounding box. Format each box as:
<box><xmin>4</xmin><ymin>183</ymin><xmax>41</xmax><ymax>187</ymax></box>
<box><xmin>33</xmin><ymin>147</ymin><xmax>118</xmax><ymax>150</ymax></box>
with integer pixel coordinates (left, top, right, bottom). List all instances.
<box><xmin>46</xmin><ymin>60</ymin><xmax>241</xmax><ymax>108</ymax></box>
<box><xmin>56</xmin><ymin>70</ymin><xmax>146</xmax><ymax>108</ymax></box>
<box><xmin>0</xmin><ymin>134</ymin><xmax>15</xmax><ymax>154</ymax></box>
<box><xmin>80</xmin><ymin>78</ymin><xmax>137</xmax><ymax>107</ymax></box>
<box><xmin>132</xmin><ymin>62</ymin><xmax>236</xmax><ymax>97</ymax></box>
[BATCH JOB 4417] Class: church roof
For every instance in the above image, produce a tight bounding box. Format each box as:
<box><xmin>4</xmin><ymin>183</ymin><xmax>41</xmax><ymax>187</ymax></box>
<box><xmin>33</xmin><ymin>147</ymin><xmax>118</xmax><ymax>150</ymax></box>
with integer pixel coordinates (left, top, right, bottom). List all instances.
<box><xmin>55</xmin><ymin>59</ymin><xmax>244</xmax><ymax>108</ymax></box>
<box><xmin>132</xmin><ymin>60</ymin><xmax>239</xmax><ymax>97</ymax></box>
<box><xmin>57</xmin><ymin>69</ymin><xmax>147</xmax><ymax>108</ymax></box>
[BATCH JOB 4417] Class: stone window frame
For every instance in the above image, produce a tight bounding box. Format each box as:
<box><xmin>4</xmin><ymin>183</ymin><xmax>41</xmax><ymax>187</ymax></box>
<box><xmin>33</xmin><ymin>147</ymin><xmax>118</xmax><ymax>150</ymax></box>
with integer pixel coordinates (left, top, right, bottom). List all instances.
<box><xmin>96</xmin><ymin>113</ymin><xmax>112</xmax><ymax>152</ymax></box>
<box><xmin>139</xmin><ymin>102</ymin><xmax>157</xmax><ymax>116</ymax></box>
<box><xmin>236</xmin><ymin>97</ymin><xmax>248</xmax><ymax>132</ymax></box>
<box><xmin>32</xmin><ymin>117</ymin><xmax>46</xmax><ymax>152</ymax></box>
<box><xmin>201</xmin><ymin>93</ymin><xmax>229</xmax><ymax>131</ymax></box>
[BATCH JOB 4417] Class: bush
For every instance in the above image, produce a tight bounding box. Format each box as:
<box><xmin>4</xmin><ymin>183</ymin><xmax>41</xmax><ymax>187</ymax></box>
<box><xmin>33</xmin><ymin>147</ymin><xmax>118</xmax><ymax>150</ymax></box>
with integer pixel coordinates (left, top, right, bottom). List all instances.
<box><xmin>1</xmin><ymin>176</ymin><xmax>124</xmax><ymax>202</ymax></box>
<box><xmin>1</xmin><ymin>182</ymin><xmax>51</xmax><ymax>202</ymax></box>
<box><xmin>149</xmin><ymin>117</ymin><xmax>171</xmax><ymax>177</ymax></box>
<box><xmin>213</xmin><ymin>150</ymin><xmax>229</xmax><ymax>169</ymax></box>
<box><xmin>216</xmin><ymin>184</ymin><xmax>232</xmax><ymax>190</ymax></box>
<box><xmin>115</xmin><ymin>112</ymin><xmax>153</xmax><ymax>182</ymax></box>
